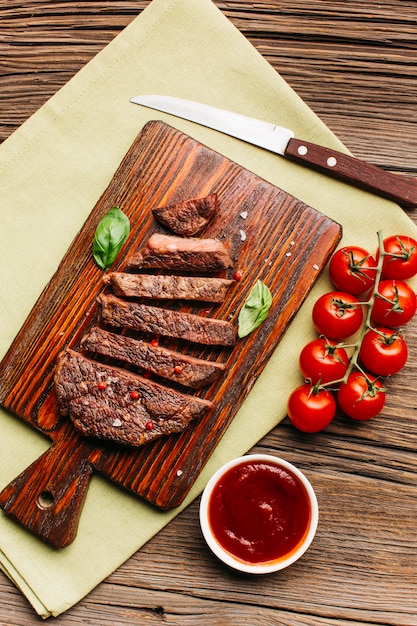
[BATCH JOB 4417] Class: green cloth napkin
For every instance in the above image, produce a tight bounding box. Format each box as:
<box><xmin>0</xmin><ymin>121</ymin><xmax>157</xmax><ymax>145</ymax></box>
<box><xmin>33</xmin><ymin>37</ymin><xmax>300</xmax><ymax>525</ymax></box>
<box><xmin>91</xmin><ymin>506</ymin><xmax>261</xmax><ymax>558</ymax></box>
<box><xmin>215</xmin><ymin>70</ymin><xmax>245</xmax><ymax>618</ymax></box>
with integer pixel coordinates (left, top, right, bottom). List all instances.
<box><xmin>1</xmin><ymin>0</ymin><xmax>416</xmax><ymax>618</ymax></box>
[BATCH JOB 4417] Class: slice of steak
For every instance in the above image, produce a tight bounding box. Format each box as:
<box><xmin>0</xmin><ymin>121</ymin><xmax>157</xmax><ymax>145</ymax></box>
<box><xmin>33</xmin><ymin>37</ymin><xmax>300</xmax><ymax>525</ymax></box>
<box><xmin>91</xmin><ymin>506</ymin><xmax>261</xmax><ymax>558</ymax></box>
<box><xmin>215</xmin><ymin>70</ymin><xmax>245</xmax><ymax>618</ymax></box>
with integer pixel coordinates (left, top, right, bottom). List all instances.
<box><xmin>55</xmin><ymin>349</ymin><xmax>213</xmax><ymax>447</ymax></box>
<box><xmin>81</xmin><ymin>326</ymin><xmax>226</xmax><ymax>388</ymax></box>
<box><xmin>124</xmin><ymin>233</ymin><xmax>232</xmax><ymax>271</ymax></box>
<box><xmin>104</xmin><ymin>272</ymin><xmax>233</xmax><ymax>303</ymax></box>
<box><xmin>152</xmin><ymin>192</ymin><xmax>219</xmax><ymax>236</ymax></box>
<box><xmin>98</xmin><ymin>293</ymin><xmax>237</xmax><ymax>346</ymax></box>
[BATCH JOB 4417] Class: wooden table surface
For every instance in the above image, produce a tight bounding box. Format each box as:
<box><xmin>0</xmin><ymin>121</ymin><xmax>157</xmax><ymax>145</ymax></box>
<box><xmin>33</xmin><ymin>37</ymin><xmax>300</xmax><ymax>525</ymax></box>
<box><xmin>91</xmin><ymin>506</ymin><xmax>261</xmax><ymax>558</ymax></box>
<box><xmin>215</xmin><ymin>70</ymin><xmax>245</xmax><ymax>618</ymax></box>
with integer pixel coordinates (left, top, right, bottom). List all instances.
<box><xmin>1</xmin><ymin>2</ymin><xmax>416</xmax><ymax>624</ymax></box>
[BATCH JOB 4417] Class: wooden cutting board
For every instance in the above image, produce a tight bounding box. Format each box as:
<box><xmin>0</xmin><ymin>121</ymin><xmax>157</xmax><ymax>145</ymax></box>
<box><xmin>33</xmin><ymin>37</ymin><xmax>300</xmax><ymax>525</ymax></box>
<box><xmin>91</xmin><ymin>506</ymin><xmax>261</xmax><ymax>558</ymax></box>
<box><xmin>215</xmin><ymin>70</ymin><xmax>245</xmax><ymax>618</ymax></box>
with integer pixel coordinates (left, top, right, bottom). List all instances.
<box><xmin>0</xmin><ymin>121</ymin><xmax>342</xmax><ymax>548</ymax></box>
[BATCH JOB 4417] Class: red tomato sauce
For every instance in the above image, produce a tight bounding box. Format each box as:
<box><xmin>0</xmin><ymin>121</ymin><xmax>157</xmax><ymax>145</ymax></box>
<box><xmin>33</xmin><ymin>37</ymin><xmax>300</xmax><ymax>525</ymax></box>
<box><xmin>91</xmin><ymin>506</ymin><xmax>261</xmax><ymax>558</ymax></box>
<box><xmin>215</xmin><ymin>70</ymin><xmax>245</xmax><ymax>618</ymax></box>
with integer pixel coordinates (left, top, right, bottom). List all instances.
<box><xmin>208</xmin><ymin>460</ymin><xmax>311</xmax><ymax>564</ymax></box>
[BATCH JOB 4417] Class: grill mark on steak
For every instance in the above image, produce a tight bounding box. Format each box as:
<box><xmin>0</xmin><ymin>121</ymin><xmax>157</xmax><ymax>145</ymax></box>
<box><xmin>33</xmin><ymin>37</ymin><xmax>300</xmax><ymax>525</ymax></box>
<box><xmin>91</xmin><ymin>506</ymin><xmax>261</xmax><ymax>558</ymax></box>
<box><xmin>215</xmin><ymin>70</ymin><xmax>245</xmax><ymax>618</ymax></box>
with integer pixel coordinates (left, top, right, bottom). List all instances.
<box><xmin>55</xmin><ymin>349</ymin><xmax>213</xmax><ymax>447</ymax></box>
<box><xmin>103</xmin><ymin>273</ymin><xmax>234</xmax><ymax>302</ymax></box>
<box><xmin>81</xmin><ymin>326</ymin><xmax>225</xmax><ymax>389</ymax></box>
<box><xmin>98</xmin><ymin>293</ymin><xmax>237</xmax><ymax>347</ymax></box>
<box><xmin>124</xmin><ymin>233</ymin><xmax>232</xmax><ymax>272</ymax></box>
<box><xmin>152</xmin><ymin>192</ymin><xmax>219</xmax><ymax>236</ymax></box>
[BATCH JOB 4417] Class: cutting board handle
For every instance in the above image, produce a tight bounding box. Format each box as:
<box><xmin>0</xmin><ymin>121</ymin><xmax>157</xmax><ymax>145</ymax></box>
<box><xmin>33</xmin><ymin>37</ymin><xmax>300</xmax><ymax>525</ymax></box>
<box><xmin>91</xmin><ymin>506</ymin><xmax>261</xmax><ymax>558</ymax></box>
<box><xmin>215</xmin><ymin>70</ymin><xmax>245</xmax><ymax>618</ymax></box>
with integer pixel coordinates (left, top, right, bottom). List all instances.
<box><xmin>0</xmin><ymin>425</ymin><xmax>94</xmax><ymax>548</ymax></box>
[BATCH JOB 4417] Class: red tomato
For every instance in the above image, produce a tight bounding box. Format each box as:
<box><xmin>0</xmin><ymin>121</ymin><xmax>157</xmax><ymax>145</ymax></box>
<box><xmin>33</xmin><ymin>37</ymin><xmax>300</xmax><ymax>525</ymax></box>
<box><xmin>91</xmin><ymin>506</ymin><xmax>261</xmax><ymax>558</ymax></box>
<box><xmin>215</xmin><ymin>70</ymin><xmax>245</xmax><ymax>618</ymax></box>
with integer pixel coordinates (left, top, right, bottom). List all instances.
<box><xmin>329</xmin><ymin>246</ymin><xmax>377</xmax><ymax>294</ymax></box>
<box><xmin>337</xmin><ymin>372</ymin><xmax>385</xmax><ymax>421</ymax></box>
<box><xmin>371</xmin><ymin>279</ymin><xmax>417</xmax><ymax>327</ymax></box>
<box><xmin>377</xmin><ymin>235</ymin><xmax>417</xmax><ymax>280</ymax></box>
<box><xmin>359</xmin><ymin>327</ymin><xmax>408</xmax><ymax>376</ymax></box>
<box><xmin>299</xmin><ymin>337</ymin><xmax>349</xmax><ymax>384</ymax></box>
<box><xmin>288</xmin><ymin>383</ymin><xmax>336</xmax><ymax>433</ymax></box>
<box><xmin>312</xmin><ymin>292</ymin><xmax>363</xmax><ymax>340</ymax></box>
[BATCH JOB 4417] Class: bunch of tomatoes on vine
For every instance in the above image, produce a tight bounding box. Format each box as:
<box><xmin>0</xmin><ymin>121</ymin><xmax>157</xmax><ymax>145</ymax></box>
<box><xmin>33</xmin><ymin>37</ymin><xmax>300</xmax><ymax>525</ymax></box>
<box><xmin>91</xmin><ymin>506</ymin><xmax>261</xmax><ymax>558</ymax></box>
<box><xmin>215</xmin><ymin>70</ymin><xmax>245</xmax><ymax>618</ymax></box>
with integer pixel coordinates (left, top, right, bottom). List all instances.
<box><xmin>287</xmin><ymin>233</ymin><xmax>417</xmax><ymax>432</ymax></box>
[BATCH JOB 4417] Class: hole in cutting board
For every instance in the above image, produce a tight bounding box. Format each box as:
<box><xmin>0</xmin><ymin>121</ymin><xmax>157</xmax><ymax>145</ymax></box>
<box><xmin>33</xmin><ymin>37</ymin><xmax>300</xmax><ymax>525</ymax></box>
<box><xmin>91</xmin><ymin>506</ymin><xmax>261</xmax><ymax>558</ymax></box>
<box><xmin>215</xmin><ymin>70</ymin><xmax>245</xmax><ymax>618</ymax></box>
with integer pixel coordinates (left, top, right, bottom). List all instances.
<box><xmin>37</xmin><ymin>490</ymin><xmax>54</xmax><ymax>509</ymax></box>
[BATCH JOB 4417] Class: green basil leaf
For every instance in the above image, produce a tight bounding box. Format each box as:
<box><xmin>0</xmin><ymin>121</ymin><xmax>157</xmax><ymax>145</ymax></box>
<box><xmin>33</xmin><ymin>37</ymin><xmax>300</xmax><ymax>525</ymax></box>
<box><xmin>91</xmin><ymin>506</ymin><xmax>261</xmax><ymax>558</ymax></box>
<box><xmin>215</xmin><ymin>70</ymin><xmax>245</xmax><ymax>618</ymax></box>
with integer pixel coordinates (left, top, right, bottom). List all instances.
<box><xmin>238</xmin><ymin>279</ymin><xmax>272</xmax><ymax>338</ymax></box>
<box><xmin>92</xmin><ymin>207</ymin><xmax>130</xmax><ymax>270</ymax></box>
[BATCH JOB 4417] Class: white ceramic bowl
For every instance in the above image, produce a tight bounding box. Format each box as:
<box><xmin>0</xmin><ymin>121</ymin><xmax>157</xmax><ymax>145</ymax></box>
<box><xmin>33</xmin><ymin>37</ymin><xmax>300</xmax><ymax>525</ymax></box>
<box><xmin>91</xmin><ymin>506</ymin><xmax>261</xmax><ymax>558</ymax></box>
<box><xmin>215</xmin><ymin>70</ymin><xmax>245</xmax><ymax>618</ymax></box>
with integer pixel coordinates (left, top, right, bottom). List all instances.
<box><xmin>199</xmin><ymin>454</ymin><xmax>318</xmax><ymax>574</ymax></box>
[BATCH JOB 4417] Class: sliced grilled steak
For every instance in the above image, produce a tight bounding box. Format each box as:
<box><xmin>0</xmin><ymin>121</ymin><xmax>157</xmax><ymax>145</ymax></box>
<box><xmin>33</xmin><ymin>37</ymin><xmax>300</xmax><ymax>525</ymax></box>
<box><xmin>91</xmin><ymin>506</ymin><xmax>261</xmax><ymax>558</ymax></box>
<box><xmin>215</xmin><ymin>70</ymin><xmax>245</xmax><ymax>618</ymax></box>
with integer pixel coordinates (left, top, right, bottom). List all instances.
<box><xmin>98</xmin><ymin>293</ymin><xmax>236</xmax><ymax>346</ymax></box>
<box><xmin>103</xmin><ymin>272</ymin><xmax>233</xmax><ymax>302</ymax></box>
<box><xmin>55</xmin><ymin>349</ymin><xmax>213</xmax><ymax>447</ymax></box>
<box><xmin>124</xmin><ymin>233</ymin><xmax>232</xmax><ymax>272</ymax></box>
<box><xmin>81</xmin><ymin>326</ymin><xmax>225</xmax><ymax>388</ymax></box>
<box><xmin>152</xmin><ymin>192</ymin><xmax>219</xmax><ymax>236</ymax></box>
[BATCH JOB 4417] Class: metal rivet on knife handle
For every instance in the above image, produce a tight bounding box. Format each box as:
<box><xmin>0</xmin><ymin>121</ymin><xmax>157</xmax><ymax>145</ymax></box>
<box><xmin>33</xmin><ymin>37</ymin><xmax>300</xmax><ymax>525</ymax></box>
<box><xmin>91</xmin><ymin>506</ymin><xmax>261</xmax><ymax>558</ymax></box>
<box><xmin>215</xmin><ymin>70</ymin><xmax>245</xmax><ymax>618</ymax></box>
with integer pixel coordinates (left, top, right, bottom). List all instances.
<box><xmin>297</xmin><ymin>145</ymin><xmax>338</xmax><ymax>168</ymax></box>
<box><xmin>285</xmin><ymin>137</ymin><xmax>417</xmax><ymax>208</ymax></box>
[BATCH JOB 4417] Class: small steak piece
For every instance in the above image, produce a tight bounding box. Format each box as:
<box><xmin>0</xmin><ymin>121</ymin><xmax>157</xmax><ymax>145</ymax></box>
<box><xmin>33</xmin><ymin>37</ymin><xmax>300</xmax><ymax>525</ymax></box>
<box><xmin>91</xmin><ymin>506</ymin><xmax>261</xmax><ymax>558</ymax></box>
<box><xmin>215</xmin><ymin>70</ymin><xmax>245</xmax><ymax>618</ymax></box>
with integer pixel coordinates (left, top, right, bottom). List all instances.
<box><xmin>81</xmin><ymin>326</ymin><xmax>225</xmax><ymax>388</ymax></box>
<box><xmin>55</xmin><ymin>349</ymin><xmax>213</xmax><ymax>447</ymax></box>
<box><xmin>98</xmin><ymin>293</ymin><xmax>237</xmax><ymax>347</ymax></box>
<box><xmin>104</xmin><ymin>272</ymin><xmax>234</xmax><ymax>303</ymax></box>
<box><xmin>152</xmin><ymin>192</ymin><xmax>219</xmax><ymax>236</ymax></box>
<box><xmin>124</xmin><ymin>233</ymin><xmax>232</xmax><ymax>272</ymax></box>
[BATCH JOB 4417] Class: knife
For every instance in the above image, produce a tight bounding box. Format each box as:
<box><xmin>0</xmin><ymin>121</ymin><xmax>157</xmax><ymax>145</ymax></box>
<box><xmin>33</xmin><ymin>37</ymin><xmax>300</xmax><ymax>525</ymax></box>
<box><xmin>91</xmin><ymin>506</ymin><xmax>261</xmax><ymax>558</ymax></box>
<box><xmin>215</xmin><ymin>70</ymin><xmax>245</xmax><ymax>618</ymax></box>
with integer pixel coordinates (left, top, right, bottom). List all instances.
<box><xmin>130</xmin><ymin>95</ymin><xmax>417</xmax><ymax>208</ymax></box>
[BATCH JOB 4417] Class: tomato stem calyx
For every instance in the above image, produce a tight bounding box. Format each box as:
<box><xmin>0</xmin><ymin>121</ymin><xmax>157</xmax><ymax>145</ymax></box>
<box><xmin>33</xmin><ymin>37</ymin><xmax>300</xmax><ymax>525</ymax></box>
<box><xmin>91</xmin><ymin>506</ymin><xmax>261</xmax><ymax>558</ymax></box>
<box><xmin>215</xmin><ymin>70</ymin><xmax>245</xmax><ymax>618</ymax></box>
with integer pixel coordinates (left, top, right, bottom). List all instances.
<box><xmin>345</xmin><ymin>248</ymin><xmax>378</xmax><ymax>282</ymax></box>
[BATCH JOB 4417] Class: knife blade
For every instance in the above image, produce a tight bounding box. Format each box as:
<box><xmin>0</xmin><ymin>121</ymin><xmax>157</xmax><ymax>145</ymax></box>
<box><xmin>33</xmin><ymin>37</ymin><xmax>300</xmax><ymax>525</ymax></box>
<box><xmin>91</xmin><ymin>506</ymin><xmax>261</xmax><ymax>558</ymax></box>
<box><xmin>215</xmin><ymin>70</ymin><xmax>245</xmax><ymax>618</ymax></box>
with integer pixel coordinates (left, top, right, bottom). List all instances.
<box><xmin>130</xmin><ymin>95</ymin><xmax>417</xmax><ymax>208</ymax></box>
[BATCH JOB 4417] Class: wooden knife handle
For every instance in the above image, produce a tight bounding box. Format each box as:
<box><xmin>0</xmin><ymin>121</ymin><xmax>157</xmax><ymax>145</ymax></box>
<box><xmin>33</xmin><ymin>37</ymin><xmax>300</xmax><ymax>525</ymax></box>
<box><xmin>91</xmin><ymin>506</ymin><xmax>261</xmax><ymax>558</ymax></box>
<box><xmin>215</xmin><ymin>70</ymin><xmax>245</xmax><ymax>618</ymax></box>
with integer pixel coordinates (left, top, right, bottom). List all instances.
<box><xmin>285</xmin><ymin>137</ymin><xmax>417</xmax><ymax>208</ymax></box>
<box><xmin>0</xmin><ymin>426</ymin><xmax>94</xmax><ymax>548</ymax></box>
